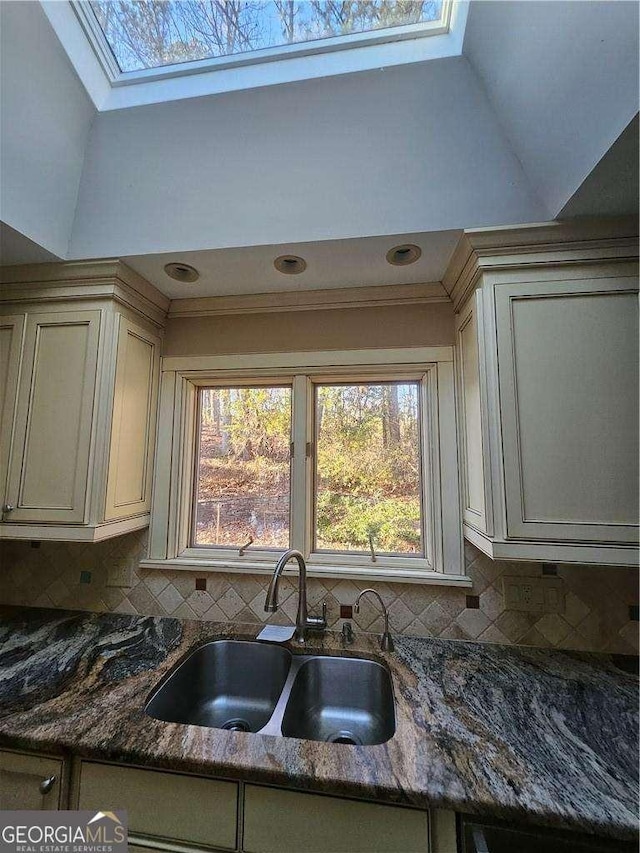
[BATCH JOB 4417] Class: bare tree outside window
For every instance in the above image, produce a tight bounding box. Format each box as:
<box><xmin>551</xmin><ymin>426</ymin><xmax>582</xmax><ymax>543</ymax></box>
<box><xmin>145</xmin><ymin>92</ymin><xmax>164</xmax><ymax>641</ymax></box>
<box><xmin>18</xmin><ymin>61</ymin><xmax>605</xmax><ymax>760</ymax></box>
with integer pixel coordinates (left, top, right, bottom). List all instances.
<box><xmin>193</xmin><ymin>386</ymin><xmax>292</xmax><ymax>549</ymax></box>
<box><xmin>314</xmin><ymin>382</ymin><xmax>422</xmax><ymax>555</ymax></box>
<box><xmin>90</xmin><ymin>1</ymin><xmax>443</xmax><ymax>72</ymax></box>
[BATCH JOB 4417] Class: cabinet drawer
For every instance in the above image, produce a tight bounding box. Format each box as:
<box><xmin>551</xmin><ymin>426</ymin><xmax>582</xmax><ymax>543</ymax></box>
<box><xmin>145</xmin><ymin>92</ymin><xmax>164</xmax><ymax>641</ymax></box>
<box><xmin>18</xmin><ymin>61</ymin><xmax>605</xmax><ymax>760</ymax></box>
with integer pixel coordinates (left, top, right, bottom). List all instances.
<box><xmin>77</xmin><ymin>761</ymin><xmax>238</xmax><ymax>850</ymax></box>
<box><xmin>0</xmin><ymin>750</ymin><xmax>63</xmax><ymax>810</ymax></box>
<box><xmin>243</xmin><ymin>785</ymin><xmax>429</xmax><ymax>853</ymax></box>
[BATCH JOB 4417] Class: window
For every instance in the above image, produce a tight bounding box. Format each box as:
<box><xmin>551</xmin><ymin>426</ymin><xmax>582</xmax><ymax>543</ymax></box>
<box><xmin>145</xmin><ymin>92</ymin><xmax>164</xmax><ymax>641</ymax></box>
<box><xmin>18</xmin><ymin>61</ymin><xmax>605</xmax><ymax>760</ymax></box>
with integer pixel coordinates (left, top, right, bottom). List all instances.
<box><xmin>87</xmin><ymin>1</ymin><xmax>447</xmax><ymax>73</ymax></box>
<box><xmin>314</xmin><ymin>382</ymin><xmax>423</xmax><ymax>557</ymax></box>
<box><xmin>193</xmin><ymin>385</ymin><xmax>292</xmax><ymax>549</ymax></box>
<box><xmin>144</xmin><ymin>347</ymin><xmax>464</xmax><ymax>583</ymax></box>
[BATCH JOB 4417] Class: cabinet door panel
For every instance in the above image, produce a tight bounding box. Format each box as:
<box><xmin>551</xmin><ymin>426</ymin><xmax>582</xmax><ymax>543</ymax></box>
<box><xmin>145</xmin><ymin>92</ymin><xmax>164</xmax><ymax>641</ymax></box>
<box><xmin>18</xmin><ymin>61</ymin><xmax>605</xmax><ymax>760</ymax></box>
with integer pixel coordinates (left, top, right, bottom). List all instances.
<box><xmin>243</xmin><ymin>785</ymin><xmax>429</xmax><ymax>853</ymax></box>
<box><xmin>0</xmin><ymin>750</ymin><xmax>63</xmax><ymax>810</ymax></box>
<box><xmin>77</xmin><ymin>761</ymin><xmax>238</xmax><ymax>850</ymax></box>
<box><xmin>6</xmin><ymin>310</ymin><xmax>101</xmax><ymax>523</ymax></box>
<box><xmin>495</xmin><ymin>278</ymin><xmax>638</xmax><ymax>543</ymax></box>
<box><xmin>0</xmin><ymin>315</ymin><xmax>25</xmax><ymax>506</ymax></box>
<box><xmin>456</xmin><ymin>295</ymin><xmax>491</xmax><ymax>535</ymax></box>
<box><xmin>104</xmin><ymin>317</ymin><xmax>160</xmax><ymax>521</ymax></box>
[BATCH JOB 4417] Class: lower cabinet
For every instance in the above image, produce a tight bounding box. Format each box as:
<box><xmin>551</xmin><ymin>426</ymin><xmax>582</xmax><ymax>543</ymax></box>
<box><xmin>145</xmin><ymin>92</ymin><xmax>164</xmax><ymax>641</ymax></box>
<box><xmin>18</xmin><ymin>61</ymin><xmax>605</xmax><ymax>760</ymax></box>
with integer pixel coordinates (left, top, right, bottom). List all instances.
<box><xmin>0</xmin><ymin>749</ymin><xmax>452</xmax><ymax>853</ymax></box>
<box><xmin>74</xmin><ymin>760</ymin><xmax>440</xmax><ymax>853</ymax></box>
<box><xmin>75</xmin><ymin>761</ymin><xmax>238</xmax><ymax>851</ymax></box>
<box><xmin>0</xmin><ymin>749</ymin><xmax>65</xmax><ymax>810</ymax></box>
<box><xmin>243</xmin><ymin>785</ymin><xmax>430</xmax><ymax>853</ymax></box>
<box><xmin>4</xmin><ymin>749</ymin><xmax>634</xmax><ymax>853</ymax></box>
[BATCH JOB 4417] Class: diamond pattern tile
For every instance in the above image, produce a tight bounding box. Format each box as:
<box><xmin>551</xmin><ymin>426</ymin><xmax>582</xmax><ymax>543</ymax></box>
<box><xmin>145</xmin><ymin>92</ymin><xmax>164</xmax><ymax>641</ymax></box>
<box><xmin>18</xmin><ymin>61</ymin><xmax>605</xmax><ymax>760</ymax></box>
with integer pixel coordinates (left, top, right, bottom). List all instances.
<box><xmin>0</xmin><ymin>530</ymin><xmax>637</xmax><ymax>654</ymax></box>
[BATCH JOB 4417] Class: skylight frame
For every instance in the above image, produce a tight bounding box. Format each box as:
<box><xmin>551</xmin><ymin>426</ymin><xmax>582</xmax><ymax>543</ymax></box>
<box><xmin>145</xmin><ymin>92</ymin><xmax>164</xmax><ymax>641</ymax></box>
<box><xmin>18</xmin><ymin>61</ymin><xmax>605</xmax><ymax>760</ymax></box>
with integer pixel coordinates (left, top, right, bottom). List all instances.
<box><xmin>71</xmin><ymin>0</ymin><xmax>453</xmax><ymax>86</ymax></box>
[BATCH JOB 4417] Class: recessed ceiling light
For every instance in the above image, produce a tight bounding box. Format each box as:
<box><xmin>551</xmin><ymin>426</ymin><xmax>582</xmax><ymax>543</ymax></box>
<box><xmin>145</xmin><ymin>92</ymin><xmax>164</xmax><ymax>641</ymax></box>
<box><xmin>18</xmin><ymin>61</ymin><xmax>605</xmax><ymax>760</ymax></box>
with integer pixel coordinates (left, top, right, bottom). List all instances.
<box><xmin>274</xmin><ymin>255</ymin><xmax>307</xmax><ymax>275</ymax></box>
<box><xmin>386</xmin><ymin>244</ymin><xmax>422</xmax><ymax>266</ymax></box>
<box><xmin>164</xmin><ymin>262</ymin><xmax>200</xmax><ymax>282</ymax></box>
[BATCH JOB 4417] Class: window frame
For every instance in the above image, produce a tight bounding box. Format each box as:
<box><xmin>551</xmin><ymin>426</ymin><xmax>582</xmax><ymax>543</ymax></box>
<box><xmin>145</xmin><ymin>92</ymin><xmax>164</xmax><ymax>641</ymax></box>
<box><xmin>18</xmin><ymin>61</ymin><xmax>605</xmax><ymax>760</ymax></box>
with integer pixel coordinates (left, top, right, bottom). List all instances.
<box><xmin>73</xmin><ymin>0</ymin><xmax>453</xmax><ymax>84</ymax></box>
<box><xmin>190</xmin><ymin>378</ymin><xmax>295</xmax><ymax>558</ymax></box>
<box><xmin>143</xmin><ymin>347</ymin><xmax>467</xmax><ymax>586</ymax></box>
<box><xmin>308</xmin><ymin>370</ymin><xmax>433</xmax><ymax>566</ymax></box>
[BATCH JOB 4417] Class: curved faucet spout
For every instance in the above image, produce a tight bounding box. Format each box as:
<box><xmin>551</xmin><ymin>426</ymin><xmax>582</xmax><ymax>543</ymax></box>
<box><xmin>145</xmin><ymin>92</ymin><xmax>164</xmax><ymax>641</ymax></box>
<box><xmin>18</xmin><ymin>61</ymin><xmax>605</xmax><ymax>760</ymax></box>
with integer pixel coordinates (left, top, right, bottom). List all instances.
<box><xmin>264</xmin><ymin>549</ymin><xmax>326</xmax><ymax>644</ymax></box>
<box><xmin>264</xmin><ymin>549</ymin><xmax>305</xmax><ymax>613</ymax></box>
<box><xmin>354</xmin><ymin>588</ymin><xmax>394</xmax><ymax>652</ymax></box>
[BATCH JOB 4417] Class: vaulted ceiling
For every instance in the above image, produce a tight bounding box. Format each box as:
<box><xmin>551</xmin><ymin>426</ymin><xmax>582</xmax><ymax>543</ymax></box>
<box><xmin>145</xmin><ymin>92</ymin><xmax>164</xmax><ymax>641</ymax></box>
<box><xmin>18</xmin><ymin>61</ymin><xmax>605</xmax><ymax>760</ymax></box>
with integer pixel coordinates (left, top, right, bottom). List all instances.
<box><xmin>1</xmin><ymin>1</ymin><xmax>637</xmax><ymax>298</ymax></box>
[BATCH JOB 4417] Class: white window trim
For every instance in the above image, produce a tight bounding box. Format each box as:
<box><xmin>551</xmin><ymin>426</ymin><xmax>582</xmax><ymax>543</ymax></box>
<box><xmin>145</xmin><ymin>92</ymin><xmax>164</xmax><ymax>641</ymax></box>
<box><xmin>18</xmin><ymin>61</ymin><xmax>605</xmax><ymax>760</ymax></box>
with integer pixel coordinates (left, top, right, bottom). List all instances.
<box><xmin>41</xmin><ymin>2</ymin><xmax>469</xmax><ymax>111</ymax></box>
<box><xmin>72</xmin><ymin>0</ymin><xmax>453</xmax><ymax>84</ymax></box>
<box><xmin>141</xmin><ymin>347</ymin><xmax>469</xmax><ymax>586</ymax></box>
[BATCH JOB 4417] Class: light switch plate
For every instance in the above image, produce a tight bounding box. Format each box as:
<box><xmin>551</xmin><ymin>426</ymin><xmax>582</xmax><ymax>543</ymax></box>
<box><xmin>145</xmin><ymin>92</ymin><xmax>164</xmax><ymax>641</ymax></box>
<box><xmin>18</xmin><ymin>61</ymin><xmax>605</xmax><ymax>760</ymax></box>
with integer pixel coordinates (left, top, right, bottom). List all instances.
<box><xmin>502</xmin><ymin>576</ymin><xmax>565</xmax><ymax>614</ymax></box>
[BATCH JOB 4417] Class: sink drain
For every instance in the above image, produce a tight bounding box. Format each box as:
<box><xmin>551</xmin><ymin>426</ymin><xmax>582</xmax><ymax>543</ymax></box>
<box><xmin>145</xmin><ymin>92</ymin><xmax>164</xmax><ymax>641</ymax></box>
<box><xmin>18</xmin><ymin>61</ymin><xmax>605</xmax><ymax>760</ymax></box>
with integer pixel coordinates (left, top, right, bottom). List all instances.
<box><xmin>221</xmin><ymin>718</ymin><xmax>251</xmax><ymax>732</ymax></box>
<box><xmin>327</xmin><ymin>730</ymin><xmax>361</xmax><ymax>745</ymax></box>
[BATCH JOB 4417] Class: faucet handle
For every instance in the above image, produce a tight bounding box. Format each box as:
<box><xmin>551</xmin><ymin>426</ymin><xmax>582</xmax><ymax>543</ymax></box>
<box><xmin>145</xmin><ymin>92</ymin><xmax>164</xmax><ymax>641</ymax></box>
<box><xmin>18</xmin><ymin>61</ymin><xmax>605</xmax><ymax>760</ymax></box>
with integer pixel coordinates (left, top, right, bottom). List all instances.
<box><xmin>306</xmin><ymin>600</ymin><xmax>327</xmax><ymax>631</ymax></box>
<box><xmin>341</xmin><ymin>621</ymin><xmax>354</xmax><ymax>646</ymax></box>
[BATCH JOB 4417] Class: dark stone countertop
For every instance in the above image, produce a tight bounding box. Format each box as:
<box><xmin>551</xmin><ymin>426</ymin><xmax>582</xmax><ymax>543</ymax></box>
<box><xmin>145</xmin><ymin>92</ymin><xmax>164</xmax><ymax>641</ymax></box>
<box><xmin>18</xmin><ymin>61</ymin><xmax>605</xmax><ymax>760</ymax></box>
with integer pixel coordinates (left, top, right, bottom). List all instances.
<box><xmin>0</xmin><ymin>605</ymin><xmax>637</xmax><ymax>841</ymax></box>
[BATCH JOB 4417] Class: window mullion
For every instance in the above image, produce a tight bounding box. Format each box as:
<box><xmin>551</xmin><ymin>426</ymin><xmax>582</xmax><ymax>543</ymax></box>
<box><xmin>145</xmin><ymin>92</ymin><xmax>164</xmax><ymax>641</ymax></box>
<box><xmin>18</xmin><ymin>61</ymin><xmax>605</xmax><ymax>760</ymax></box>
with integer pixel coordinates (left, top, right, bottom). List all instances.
<box><xmin>290</xmin><ymin>375</ymin><xmax>309</xmax><ymax>555</ymax></box>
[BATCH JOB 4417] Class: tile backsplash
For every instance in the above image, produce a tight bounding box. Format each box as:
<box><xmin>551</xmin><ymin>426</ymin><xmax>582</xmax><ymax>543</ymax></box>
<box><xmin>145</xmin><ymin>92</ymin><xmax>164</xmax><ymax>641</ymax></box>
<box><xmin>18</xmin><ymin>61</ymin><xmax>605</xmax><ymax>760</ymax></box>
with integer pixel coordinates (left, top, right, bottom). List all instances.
<box><xmin>0</xmin><ymin>532</ymin><xmax>637</xmax><ymax>655</ymax></box>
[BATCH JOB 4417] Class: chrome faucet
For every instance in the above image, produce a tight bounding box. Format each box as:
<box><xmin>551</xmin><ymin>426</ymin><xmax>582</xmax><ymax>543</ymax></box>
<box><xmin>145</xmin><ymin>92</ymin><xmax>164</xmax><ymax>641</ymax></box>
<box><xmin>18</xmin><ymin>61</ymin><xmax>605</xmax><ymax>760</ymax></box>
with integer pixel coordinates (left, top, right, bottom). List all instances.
<box><xmin>264</xmin><ymin>549</ymin><xmax>326</xmax><ymax>644</ymax></box>
<box><xmin>354</xmin><ymin>588</ymin><xmax>394</xmax><ymax>652</ymax></box>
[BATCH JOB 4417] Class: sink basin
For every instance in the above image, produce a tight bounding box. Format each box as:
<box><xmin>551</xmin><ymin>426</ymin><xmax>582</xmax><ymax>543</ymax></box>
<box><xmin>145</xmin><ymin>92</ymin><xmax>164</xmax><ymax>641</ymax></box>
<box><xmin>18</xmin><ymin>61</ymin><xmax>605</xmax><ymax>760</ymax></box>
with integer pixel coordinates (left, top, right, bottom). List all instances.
<box><xmin>145</xmin><ymin>640</ymin><xmax>395</xmax><ymax>745</ymax></box>
<box><xmin>281</xmin><ymin>656</ymin><xmax>395</xmax><ymax>745</ymax></box>
<box><xmin>145</xmin><ymin>640</ymin><xmax>291</xmax><ymax>732</ymax></box>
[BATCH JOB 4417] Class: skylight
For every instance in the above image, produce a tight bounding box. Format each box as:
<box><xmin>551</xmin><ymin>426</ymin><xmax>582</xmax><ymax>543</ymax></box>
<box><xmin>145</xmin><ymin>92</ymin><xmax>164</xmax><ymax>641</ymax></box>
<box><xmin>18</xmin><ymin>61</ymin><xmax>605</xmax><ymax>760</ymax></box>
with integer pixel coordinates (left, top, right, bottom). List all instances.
<box><xmin>87</xmin><ymin>1</ymin><xmax>446</xmax><ymax>74</ymax></box>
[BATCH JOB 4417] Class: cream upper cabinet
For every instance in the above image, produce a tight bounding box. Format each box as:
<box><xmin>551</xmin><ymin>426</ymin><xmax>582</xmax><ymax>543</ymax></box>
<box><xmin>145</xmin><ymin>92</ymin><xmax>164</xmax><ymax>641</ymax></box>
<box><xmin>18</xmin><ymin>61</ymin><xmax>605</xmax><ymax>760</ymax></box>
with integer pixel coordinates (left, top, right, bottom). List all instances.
<box><xmin>0</xmin><ymin>314</ymin><xmax>25</xmax><ymax>505</ymax></box>
<box><xmin>0</xmin><ymin>261</ymin><xmax>167</xmax><ymax>542</ymax></box>
<box><xmin>495</xmin><ymin>278</ymin><xmax>638</xmax><ymax>545</ymax></box>
<box><xmin>448</xmin><ymin>219</ymin><xmax>639</xmax><ymax>566</ymax></box>
<box><xmin>455</xmin><ymin>295</ymin><xmax>492</xmax><ymax>538</ymax></box>
<box><xmin>104</xmin><ymin>316</ymin><xmax>160</xmax><ymax>522</ymax></box>
<box><xmin>7</xmin><ymin>309</ymin><xmax>101</xmax><ymax>524</ymax></box>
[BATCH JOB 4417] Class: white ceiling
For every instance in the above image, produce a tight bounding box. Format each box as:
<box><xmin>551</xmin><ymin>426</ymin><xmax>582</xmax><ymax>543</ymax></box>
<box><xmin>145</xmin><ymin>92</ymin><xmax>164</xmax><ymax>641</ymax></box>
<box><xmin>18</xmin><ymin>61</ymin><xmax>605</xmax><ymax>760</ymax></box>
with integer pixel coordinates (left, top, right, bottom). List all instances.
<box><xmin>125</xmin><ymin>229</ymin><xmax>462</xmax><ymax>299</ymax></box>
<box><xmin>1</xmin><ymin>1</ymin><xmax>637</xmax><ymax>299</ymax></box>
<box><xmin>463</xmin><ymin>0</ymin><xmax>639</xmax><ymax>217</ymax></box>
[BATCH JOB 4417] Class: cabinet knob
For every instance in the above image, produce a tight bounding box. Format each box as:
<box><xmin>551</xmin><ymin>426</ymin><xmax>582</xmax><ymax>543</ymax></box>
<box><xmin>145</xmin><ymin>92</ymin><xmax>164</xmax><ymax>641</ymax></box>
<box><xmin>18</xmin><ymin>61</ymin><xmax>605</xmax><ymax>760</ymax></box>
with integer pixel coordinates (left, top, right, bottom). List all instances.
<box><xmin>2</xmin><ymin>504</ymin><xmax>14</xmax><ymax>513</ymax></box>
<box><xmin>39</xmin><ymin>775</ymin><xmax>56</xmax><ymax>795</ymax></box>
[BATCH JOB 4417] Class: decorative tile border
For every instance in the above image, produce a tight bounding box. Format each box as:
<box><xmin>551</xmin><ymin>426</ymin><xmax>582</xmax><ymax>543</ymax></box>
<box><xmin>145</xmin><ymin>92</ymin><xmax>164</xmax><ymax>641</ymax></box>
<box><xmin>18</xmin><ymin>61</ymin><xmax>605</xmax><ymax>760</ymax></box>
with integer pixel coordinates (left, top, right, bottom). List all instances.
<box><xmin>0</xmin><ymin>533</ymin><xmax>637</xmax><ymax>654</ymax></box>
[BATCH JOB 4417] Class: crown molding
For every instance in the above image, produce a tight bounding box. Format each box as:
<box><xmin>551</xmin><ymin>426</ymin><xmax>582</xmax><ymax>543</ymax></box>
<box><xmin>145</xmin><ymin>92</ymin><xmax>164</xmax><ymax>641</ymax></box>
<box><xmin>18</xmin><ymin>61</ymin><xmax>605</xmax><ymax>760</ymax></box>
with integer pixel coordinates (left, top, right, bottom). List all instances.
<box><xmin>443</xmin><ymin>217</ymin><xmax>639</xmax><ymax>311</ymax></box>
<box><xmin>0</xmin><ymin>259</ymin><xmax>170</xmax><ymax>326</ymax></box>
<box><xmin>167</xmin><ymin>281</ymin><xmax>450</xmax><ymax>318</ymax></box>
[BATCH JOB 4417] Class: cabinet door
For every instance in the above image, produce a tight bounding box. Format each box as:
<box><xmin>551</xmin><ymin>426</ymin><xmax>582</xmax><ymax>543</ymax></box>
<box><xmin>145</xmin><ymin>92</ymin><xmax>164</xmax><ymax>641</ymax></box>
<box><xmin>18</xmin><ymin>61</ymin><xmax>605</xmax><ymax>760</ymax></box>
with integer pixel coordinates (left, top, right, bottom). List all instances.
<box><xmin>0</xmin><ymin>750</ymin><xmax>63</xmax><ymax>810</ymax></box>
<box><xmin>495</xmin><ymin>277</ymin><xmax>639</xmax><ymax>543</ymax></box>
<box><xmin>456</xmin><ymin>295</ymin><xmax>492</xmax><ymax>536</ymax></box>
<box><xmin>0</xmin><ymin>315</ymin><xmax>25</xmax><ymax>509</ymax></box>
<box><xmin>77</xmin><ymin>761</ymin><xmax>238</xmax><ymax>850</ymax></box>
<box><xmin>243</xmin><ymin>785</ymin><xmax>429</xmax><ymax>853</ymax></box>
<box><xmin>5</xmin><ymin>310</ymin><xmax>101</xmax><ymax>524</ymax></box>
<box><xmin>104</xmin><ymin>317</ymin><xmax>160</xmax><ymax>521</ymax></box>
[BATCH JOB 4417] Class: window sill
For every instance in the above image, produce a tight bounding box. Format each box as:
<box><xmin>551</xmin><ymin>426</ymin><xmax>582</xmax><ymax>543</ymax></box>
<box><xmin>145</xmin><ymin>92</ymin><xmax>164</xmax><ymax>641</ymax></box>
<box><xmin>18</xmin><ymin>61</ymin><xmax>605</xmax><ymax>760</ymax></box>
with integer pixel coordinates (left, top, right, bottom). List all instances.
<box><xmin>138</xmin><ymin>556</ymin><xmax>472</xmax><ymax>587</ymax></box>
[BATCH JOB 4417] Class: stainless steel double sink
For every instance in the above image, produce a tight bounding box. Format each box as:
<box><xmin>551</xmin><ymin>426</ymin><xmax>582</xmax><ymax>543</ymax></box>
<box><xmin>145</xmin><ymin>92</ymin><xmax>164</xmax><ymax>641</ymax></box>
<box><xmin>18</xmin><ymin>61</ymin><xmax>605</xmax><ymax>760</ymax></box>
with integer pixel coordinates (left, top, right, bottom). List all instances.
<box><xmin>145</xmin><ymin>640</ymin><xmax>395</xmax><ymax>746</ymax></box>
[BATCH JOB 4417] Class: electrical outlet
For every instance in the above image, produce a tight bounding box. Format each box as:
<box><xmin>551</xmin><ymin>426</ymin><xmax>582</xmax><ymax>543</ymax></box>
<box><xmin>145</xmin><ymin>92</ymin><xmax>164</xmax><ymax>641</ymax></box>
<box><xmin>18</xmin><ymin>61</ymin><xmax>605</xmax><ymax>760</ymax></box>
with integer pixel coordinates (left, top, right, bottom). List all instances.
<box><xmin>502</xmin><ymin>576</ymin><xmax>564</xmax><ymax>614</ymax></box>
<box><xmin>107</xmin><ymin>563</ymin><xmax>134</xmax><ymax>588</ymax></box>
